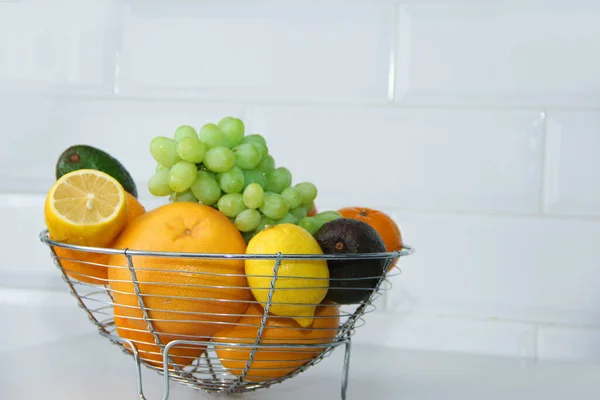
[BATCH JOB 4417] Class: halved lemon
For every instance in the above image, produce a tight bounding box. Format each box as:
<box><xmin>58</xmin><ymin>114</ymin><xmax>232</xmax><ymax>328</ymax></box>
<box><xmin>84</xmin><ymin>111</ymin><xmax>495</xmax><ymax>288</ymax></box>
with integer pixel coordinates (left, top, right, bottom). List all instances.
<box><xmin>44</xmin><ymin>169</ymin><xmax>128</xmax><ymax>247</ymax></box>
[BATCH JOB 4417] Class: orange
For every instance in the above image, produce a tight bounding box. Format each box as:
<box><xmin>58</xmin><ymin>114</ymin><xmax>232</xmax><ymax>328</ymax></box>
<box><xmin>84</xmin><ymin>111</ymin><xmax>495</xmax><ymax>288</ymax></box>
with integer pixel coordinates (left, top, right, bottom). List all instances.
<box><xmin>213</xmin><ymin>302</ymin><xmax>340</xmax><ymax>382</ymax></box>
<box><xmin>124</xmin><ymin>192</ymin><xmax>146</xmax><ymax>224</ymax></box>
<box><xmin>51</xmin><ymin>193</ymin><xmax>146</xmax><ymax>286</ymax></box>
<box><xmin>338</xmin><ymin>207</ymin><xmax>403</xmax><ymax>271</ymax></box>
<box><xmin>107</xmin><ymin>202</ymin><xmax>251</xmax><ymax>368</ymax></box>
<box><xmin>52</xmin><ymin>243</ymin><xmax>110</xmax><ymax>286</ymax></box>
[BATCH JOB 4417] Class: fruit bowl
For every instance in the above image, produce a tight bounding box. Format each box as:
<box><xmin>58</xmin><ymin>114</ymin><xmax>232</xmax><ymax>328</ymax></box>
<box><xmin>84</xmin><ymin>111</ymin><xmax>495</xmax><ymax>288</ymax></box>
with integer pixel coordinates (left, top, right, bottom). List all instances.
<box><xmin>39</xmin><ymin>230</ymin><xmax>413</xmax><ymax>399</ymax></box>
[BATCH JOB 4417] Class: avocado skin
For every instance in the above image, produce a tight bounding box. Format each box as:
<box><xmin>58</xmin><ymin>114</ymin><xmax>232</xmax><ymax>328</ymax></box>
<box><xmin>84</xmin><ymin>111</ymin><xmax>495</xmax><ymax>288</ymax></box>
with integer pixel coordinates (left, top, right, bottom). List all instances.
<box><xmin>55</xmin><ymin>144</ymin><xmax>138</xmax><ymax>198</ymax></box>
<box><xmin>314</xmin><ymin>218</ymin><xmax>386</xmax><ymax>305</ymax></box>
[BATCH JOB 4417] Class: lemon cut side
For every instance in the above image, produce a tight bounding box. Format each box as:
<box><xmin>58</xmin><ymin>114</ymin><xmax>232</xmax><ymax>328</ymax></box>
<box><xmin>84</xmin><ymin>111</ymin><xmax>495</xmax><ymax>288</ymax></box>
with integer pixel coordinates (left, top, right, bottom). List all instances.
<box><xmin>44</xmin><ymin>169</ymin><xmax>128</xmax><ymax>247</ymax></box>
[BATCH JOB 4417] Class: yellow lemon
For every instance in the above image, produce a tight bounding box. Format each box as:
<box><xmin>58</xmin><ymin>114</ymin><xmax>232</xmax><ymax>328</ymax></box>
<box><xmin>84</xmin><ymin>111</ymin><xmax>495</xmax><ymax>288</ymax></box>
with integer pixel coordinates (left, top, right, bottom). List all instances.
<box><xmin>44</xmin><ymin>169</ymin><xmax>128</xmax><ymax>247</ymax></box>
<box><xmin>245</xmin><ymin>224</ymin><xmax>329</xmax><ymax>328</ymax></box>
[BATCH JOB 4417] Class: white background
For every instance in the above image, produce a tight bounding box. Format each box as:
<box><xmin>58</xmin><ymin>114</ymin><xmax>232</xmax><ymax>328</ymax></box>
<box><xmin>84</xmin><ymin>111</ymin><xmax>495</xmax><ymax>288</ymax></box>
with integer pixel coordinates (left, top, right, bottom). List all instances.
<box><xmin>1</xmin><ymin>0</ymin><xmax>600</xmax><ymax>363</ymax></box>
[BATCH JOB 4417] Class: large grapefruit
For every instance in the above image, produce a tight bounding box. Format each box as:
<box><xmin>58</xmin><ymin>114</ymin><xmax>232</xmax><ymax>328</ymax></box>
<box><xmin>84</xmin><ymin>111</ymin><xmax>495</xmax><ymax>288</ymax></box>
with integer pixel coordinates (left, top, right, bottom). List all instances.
<box><xmin>107</xmin><ymin>202</ymin><xmax>251</xmax><ymax>368</ymax></box>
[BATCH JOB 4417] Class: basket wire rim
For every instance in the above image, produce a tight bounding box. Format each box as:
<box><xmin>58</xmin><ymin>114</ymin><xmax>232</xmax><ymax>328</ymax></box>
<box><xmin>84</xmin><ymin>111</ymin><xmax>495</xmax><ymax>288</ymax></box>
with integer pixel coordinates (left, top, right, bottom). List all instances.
<box><xmin>39</xmin><ymin>229</ymin><xmax>414</xmax><ymax>260</ymax></box>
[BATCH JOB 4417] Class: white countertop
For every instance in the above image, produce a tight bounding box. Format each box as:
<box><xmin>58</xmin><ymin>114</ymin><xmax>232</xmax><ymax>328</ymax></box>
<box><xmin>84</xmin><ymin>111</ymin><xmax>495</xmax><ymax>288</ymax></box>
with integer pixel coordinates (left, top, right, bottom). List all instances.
<box><xmin>1</xmin><ymin>333</ymin><xmax>599</xmax><ymax>400</ymax></box>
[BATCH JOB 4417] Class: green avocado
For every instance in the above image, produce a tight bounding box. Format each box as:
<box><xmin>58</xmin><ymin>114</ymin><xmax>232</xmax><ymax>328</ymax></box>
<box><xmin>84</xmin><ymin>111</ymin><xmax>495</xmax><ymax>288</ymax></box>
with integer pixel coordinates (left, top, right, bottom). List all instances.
<box><xmin>55</xmin><ymin>144</ymin><xmax>138</xmax><ymax>198</ymax></box>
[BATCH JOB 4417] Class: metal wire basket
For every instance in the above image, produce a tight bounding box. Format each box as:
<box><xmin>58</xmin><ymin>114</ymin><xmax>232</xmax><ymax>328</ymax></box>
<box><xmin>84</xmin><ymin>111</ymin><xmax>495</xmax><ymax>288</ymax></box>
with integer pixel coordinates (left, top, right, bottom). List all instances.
<box><xmin>39</xmin><ymin>230</ymin><xmax>414</xmax><ymax>400</ymax></box>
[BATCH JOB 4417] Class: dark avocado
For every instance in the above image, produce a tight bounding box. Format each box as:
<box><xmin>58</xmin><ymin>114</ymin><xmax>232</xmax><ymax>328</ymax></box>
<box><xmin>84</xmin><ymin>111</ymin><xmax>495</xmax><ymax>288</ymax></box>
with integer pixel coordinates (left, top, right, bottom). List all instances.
<box><xmin>314</xmin><ymin>218</ymin><xmax>386</xmax><ymax>305</ymax></box>
<box><xmin>56</xmin><ymin>145</ymin><xmax>138</xmax><ymax>198</ymax></box>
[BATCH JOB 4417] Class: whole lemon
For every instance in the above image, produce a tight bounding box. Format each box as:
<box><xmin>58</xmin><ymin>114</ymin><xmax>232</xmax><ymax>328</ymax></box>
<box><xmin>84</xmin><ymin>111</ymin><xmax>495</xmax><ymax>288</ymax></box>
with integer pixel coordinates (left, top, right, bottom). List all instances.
<box><xmin>245</xmin><ymin>224</ymin><xmax>329</xmax><ymax>328</ymax></box>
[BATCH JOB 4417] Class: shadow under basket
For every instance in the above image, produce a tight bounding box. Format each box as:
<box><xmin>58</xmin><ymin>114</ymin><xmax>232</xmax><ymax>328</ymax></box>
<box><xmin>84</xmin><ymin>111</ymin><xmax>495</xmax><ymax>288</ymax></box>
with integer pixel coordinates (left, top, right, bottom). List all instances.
<box><xmin>39</xmin><ymin>230</ymin><xmax>414</xmax><ymax>400</ymax></box>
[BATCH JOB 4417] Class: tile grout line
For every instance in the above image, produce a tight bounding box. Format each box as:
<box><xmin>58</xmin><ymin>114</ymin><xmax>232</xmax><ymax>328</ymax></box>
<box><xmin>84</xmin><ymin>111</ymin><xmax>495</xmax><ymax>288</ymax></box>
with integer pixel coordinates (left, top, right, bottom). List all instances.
<box><xmin>387</xmin><ymin>205</ymin><xmax>600</xmax><ymax>222</ymax></box>
<box><xmin>111</xmin><ymin>0</ymin><xmax>128</xmax><ymax>96</ymax></box>
<box><xmin>33</xmin><ymin>90</ymin><xmax>600</xmax><ymax>112</ymax></box>
<box><xmin>537</xmin><ymin>108</ymin><xmax>550</xmax><ymax>216</ymax></box>
<box><xmin>386</xmin><ymin>2</ymin><xmax>399</xmax><ymax>103</ymax></box>
<box><xmin>1</xmin><ymin>188</ymin><xmax>599</xmax><ymax>221</ymax></box>
<box><xmin>533</xmin><ymin>324</ymin><xmax>540</xmax><ymax>360</ymax></box>
<box><xmin>7</xmin><ymin>85</ymin><xmax>600</xmax><ymax>112</ymax></box>
<box><xmin>383</xmin><ymin>304</ymin><xmax>600</xmax><ymax>330</ymax></box>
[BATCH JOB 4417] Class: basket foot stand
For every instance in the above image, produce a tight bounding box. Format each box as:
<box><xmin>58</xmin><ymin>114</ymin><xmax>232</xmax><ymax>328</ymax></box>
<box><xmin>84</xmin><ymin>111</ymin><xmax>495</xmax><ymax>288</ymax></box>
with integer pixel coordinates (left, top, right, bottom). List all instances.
<box><xmin>341</xmin><ymin>336</ymin><xmax>352</xmax><ymax>400</ymax></box>
<box><xmin>112</xmin><ymin>335</ymin><xmax>353</xmax><ymax>400</ymax></box>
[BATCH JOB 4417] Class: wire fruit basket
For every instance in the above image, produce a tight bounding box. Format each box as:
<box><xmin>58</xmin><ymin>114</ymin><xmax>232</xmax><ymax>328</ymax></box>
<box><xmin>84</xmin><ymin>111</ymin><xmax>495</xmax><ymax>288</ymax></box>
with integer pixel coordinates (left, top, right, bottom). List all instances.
<box><xmin>39</xmin><ymin>230</ymin><xmax>414</xmax><ymax>400</ymax></box>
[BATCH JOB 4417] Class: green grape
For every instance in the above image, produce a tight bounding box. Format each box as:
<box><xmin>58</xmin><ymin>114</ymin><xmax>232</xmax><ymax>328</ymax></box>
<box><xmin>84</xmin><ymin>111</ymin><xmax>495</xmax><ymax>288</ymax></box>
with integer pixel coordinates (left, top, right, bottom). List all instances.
<box><xmin>204</xmin><ymin>146</ymin><xmax>235</xmax><ymax>173</ymax></box>
<box><xmin>242</xmin><ymin>230</ymin><xmax>256</xmax><ymax>243</ymax></box>
<box><xmin>256</xmin><ymin>215</ymin><xmax>276</xmax><ymax>233</ymax></box>
<box><xmin>250</xmin><ymin>142</ymin><xmax>268</xmax><ymax>160</ymax></box>
<box><xmin>241</xmin><ymin>134</ymin><xmax>267</xmax><ymax>147</ymax></box>
<box><xmin>290</xmin><ymin>207</ymin><xmax>307</xmax><ymax>221</ymax></box>
<box><xmin>266</xmin><ymin>167</ymin><xmax>292</xmax><ymax>194</ymax></box>
<box><xmin>233</xmin><ymin>143</ymin><xmax>261</xmax><ymax>170</ymax></box>
<box><xmin>174</xmin><ymin>125</ymin><xmax>198</xmax><ymax>142</ymax></box>
<box><xmin>218</xmin><ymin>116</ymin><xmax>245</xmax><ymax>147</ymax></box>
<box><xmin>243</xmin><ymin>183</ymin><xmax>264</xmax><ymax>209</ymax></box>
<box><xmin>260</xmin><ymin>193</ymin><xmax>289</xmax><ymax>220</ymax></box>
<box><xmin>150</xmin><ymin>136</ymin><xmax>181</xmax><ymax>168</ymax></box>
<box><xmin>169</xmin><ymin>161</ymin><xmax>197</xmax><ymax>192</ymax></box>
<box><xmin>298</xmin><ymin>211</ymin><xmax>342</xmax><ymax>235</ymax></box>
<box><xmin>314</xmin><ymin>211</ymin><xmax>343</xmax><ymax>225</ymax></box>
<box><xmin>217</xmin><ymin>193</ymin><xmax>247</xmax><ymax>218</ymax></box>
<box><xmin>176</xmin><ymin>137</ymin><xmax>206</xmax><ymax>163</ymax></box>
<box><xmin>303</xmin><ymin>200</ymin><xmax>316</xmax><ymax>214</ymax></box>
<box><xmin>256</xmin><ymin>154</ymin><xmax>275</xmax><ymax>174</ymax></box>
<box><xmin>148</xmin><ymin>169</ymin><xmax>171</xmax><ymax>196</ymax></box>
<box><xmin>170</xmin><ymin>189</ymin><xmax>198</xmax><ymax>203</ymax></box>
<box><xmin>295</xmin><ymin>182</ymin><xmax>318</xmax><ymax>205</ymax></box>
<box><xmin>241</xmin><ymin>135</ymin><xmax>268</xmax><ymax>159</ymax></box>
<box><xmin>281</xmin><ymin>187</ymin><xmax>302</xmax><ymax>209</ymax></box>
<box><xmin>199</xmin><ymin>123</ymin><xmax>230</xmax><ymax>148</ymax></box>
<box><xmin>235</xmin><ymin>209</ymin><xmax>261</xmax><ymax>232</ymax></box>
<box><xmin>299</xmin><ymin>217</ymin><xmax>320</xmax><ymax>235</ymax></box>
<box><xmin>198</xmin><ymin>165</ymin><xmax>216</xmax><ymax>178</ymax></box>
<box><xmin>156</xmin><ymin>164</ymin><xmax>168</xmax><ymax>172</ymax></box>
<box><xmin>242</xmin><ymin>169</ymin><xmax>267</xmax><ymax>189</ymax></box>
<box><xmin>276</xmin><ymin>213</ymin><xmax>298</xmax><ymax>225</ymax></box>
<box><xmin>217</xmin><ymin>166</ymin><xmax>245</xmax><ymax>194</ymax></box>
<box><xmin>191</xmin><ymin>171</ymin><xmax>221</xmax><ymax>205</ymax></box>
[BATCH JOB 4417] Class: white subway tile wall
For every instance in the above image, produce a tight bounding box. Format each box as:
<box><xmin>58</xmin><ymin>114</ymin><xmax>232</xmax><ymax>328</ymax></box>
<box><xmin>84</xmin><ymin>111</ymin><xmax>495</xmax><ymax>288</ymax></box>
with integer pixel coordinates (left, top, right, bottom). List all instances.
<box><xmin>395</xmin><ymin>3</ymin><xmax>600</xmax><ymax>106</ymax></box>
<box><xmin>358</xmin><ymin>313</ymin><xmax>538</xmax><ymax>359</ymax></box>
<box><xmin>0</xmin><ymin>0</ymin><xmax>120</xmax><ymax>92</ymax></box>
<box><xmin>545</xmin><ymin>110</ymin><xmax>600</xmax><ymax>217</ymax></box>
<box><xmin>1</xmin><ymin>0</ymin><xmax>599</xmax><ymax>362</ymax></box>
<box><xmin>117</xmin><ymin>1</ymin><xmax>396</xmax><ymax>102</ymax></box>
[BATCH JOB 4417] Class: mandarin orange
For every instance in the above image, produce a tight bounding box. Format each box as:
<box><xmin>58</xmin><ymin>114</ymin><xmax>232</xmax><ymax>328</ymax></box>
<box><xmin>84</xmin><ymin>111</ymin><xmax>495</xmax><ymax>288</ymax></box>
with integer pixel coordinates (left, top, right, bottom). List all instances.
<box><xmin>338</xmin><ymin>207</ymin><xmax>403</xmax><ymax>271</ymax></box>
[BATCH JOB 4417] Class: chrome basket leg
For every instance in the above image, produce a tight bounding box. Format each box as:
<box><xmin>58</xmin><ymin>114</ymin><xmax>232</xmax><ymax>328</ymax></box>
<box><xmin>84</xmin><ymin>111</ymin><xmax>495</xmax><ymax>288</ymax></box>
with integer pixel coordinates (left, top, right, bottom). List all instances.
<box><xmin>113</xmin><ymin>338</ymin><xmax>149</xmax><ymax>400</ymax></box>
<box><xmin>341</xmin><ymin>336</ymin><xmax>352</xmax><ymax>400</ymax></box>
<box><xmin>111</xmin><ymin>336</ymin><xmax>172</xmax><ymax>400</ymax></box>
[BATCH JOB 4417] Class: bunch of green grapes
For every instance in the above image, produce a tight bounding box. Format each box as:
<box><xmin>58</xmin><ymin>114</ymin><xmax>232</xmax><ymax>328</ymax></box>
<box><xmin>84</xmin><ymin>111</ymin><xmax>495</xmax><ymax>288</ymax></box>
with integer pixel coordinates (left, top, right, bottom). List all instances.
<box><xmin>148</xmin><ymin>116</ymin><xmax>339</xmax><ymax>241</ymax></box>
